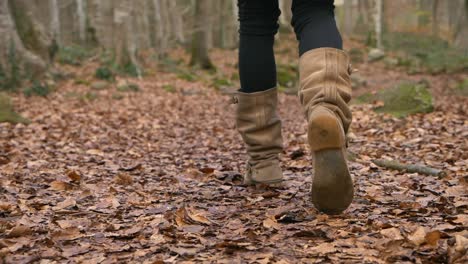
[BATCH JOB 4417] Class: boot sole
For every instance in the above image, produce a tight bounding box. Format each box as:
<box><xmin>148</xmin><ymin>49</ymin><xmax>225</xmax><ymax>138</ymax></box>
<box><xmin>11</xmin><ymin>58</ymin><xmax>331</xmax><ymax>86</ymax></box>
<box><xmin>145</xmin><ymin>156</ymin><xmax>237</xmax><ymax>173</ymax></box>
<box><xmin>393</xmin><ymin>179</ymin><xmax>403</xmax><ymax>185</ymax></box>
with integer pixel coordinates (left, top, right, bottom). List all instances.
<box><xmin>308</xmin><ymin>112</ymin><xmax>354</xmax><ymax>214</ymax></box>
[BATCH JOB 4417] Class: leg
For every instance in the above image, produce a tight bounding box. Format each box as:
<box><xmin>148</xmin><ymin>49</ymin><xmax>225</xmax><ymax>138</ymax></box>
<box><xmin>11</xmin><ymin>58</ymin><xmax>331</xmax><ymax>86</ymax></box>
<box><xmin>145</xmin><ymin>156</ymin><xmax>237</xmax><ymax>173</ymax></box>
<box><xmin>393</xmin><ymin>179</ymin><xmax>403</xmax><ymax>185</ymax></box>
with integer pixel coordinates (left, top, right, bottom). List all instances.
<box><xmin>238</xmin><ymin>0</ymin><xmax>280</xmax><ymax>93</ymax></box>
<box><xmin>291</xmin><ymin>0</ymin><xmax>343</xmax><ymax>55</ymax></box>
<box><xmin>292</xmin><ymin>0</ymin><xmax>354</xmax><ymax>214</ymax></box>
<box><xmin>235</xmin><ymin>0</ymin><xmax>283</xmax><ymax>185</ymax></box>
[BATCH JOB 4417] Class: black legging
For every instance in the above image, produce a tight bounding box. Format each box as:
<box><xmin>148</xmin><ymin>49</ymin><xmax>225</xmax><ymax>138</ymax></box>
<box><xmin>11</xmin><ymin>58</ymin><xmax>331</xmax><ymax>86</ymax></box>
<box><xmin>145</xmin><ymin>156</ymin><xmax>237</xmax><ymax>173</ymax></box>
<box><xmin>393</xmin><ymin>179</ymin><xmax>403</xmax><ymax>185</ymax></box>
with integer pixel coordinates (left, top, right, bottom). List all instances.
<box><xmin>238</xmin><ymin>0</ymin><xmax>342</xmax><ymax>93</ymax></box>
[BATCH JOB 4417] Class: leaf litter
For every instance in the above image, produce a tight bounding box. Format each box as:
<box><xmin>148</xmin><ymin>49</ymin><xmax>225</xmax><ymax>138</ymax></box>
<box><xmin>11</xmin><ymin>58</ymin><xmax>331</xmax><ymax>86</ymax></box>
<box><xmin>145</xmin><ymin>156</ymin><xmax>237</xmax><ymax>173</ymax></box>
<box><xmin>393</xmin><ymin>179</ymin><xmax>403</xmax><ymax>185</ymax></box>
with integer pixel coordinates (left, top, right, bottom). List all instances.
<box><xmin>0</xmin><ymin>41</ymin><xmax>467</xmax><ymax>263</ymax></box>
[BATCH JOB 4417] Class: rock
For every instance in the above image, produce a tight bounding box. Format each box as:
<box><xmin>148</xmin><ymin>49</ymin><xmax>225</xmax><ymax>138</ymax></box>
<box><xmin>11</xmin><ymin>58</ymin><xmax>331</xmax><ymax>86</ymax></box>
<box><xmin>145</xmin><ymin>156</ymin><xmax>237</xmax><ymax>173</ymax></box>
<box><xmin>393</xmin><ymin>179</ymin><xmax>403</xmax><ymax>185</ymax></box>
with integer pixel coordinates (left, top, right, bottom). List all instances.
<box><xmin>368</xmin><ymin>49</ymin><xmax>385</xmax><ymax>62</ymax></box>
<box><xmin>348</xmin><ymin>48</ymin><xmax>365</xmax><ymax>64</ymax></box>
<box><xmin>90</xmin><ymin>81</ymin><xmax>109</xmax><ymax>90</ymax></box>
<box><xmin>45</xmin><ymin>79</ymin><xmax>56</xmax><ymax>88</ymax></box>
<box><xmin>383</xmin><ymin>57</ymin><xmax>399</xmax><ymax>68</ymax></box>
<box><xmin>117</xmin><ymin>82</ymin><xmax>140</xmax><ymax>92</ymax></box>
<box><xmin>375</xmin><ymin>81</ymin><xmax>433</xmax><ymax>117</ymax></box>
<box><xmin>351</xmin><ymin>73</ymin><xmax>367</xmax><ymax>88</ymax></box>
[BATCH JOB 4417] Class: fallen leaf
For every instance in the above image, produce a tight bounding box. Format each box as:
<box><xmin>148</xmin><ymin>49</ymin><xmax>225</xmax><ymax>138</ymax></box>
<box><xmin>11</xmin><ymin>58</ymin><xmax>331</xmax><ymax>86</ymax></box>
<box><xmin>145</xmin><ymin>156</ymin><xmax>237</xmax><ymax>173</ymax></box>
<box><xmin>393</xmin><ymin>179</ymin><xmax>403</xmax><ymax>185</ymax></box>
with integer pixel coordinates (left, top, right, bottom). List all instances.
<box><xmin>150</xmin><ymin>233</ymin><xmax>166</xmax><ymax>244</ymax></box>
<box><xmin>49</xmin><ymin>181</ymin><xmax>73</xmax><ymax>191</ymax></box>
<box><xmin>86</xmin><ymin>149</ymin><xmax>104</xmax><ymax>156</ymax></box>
<box><xmin>66</xmin><ymin>170</ymin><xmax>81</xmax><ymax>182</ymax></box>
<box><xmin>381</xmin><ymin>227</ymin><xmax>404</xmax><ymax>241</ymax></box>
<box><xmin>53</xmin><ymin>198</ymin><xmax>77</xmax><ymax>211</ymax></box>
<box><xmin>263</xmin><ymin>216</ymin><xmax>280</xmax><ymax>230</ymax></box>
<box><xmin>115</xmin><ymin>173</ymin><xmax>133</xmax><ymax>185</ymax></box>
<box><xmin>407</xmin><ymin>226</ymin><xmax>426</xmax><ymax>246</ymax></box>
<box><xmin>452</xmin><ymin>214</ymin><xmax>468</xmax><ymax>226</ymax></box>
<box><xmin>454</xmin><ymin>235</ymin><xmax>468</xmax><ymax>252</ymax></box>
<box><xmin>187</xmin><ymin>209</ymin><xmax>212</xmax><ymax>225</ymax></box>
<box><xmin>425</xmin><ymin>230</ymin><xmax>441</xmax><ymax>246</ymax></box>
<box><xmin>7</xmin><ymin>226</ymin><xmax>32</xmax><ymax>238</ymax></box>
<box><xmin>52</xmin><ymin>227</ymin><xmax>85</xmax><ymax>241</ymax></box>
<box><xmin>175</xmin><ymin>206</ymin><xmax>212</xmax><ymax>227</ymax></box>
<box><xmin>310</xmin><ymin>242</ymin><xmax>337</xmax><ymax>255</ymax></box>
<box><xmin>169</xmin><ymin>246</ymin><xmax>201</xmax><ymax>256</ymax></box>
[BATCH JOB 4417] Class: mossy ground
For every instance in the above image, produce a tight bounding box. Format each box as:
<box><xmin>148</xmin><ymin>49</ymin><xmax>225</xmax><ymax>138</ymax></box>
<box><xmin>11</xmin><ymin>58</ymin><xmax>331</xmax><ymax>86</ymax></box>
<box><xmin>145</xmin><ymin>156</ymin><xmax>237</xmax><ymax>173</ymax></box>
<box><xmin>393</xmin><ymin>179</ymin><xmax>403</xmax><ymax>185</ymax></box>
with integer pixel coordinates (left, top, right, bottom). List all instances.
<box><xmin>384</xmin><ymin>32</ymin><xmax>468</xmax><ymax>74</ymax></box>
<box><xmin>353</xmin><ymin>81</ymin><xmax>434</xmax><ymax>117</ymax></box>
<box><xmin>0</xmin><ymin>93</ymin><xmax>29</xmax><ymax>124</ymax></box>
<box><xmin>374</xmin><ymin>81</ymin><xmax>434</xmax><ymax>117</ymax></box>
<box><xmin>453</xmin><ymin>78</ymin><xmax>468</xmax><ymax>96</ymax></box>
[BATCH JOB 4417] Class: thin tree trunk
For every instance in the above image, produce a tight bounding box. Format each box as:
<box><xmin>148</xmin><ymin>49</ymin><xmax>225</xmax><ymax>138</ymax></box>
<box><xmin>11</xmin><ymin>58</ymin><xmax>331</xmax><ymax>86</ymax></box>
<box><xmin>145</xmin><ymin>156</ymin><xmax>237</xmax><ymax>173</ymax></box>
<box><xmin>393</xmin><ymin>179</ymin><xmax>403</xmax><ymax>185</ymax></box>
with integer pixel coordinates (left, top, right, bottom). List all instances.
<box><xmin>231</xmin><ymin>0</ymin><xmax>239</xmax><ymax>46</ymax></box>
<box><xmin>50</xmin><ymin>0</ymin><xmax>61</xmax><ymax>44</ymax></box>
<box><xmin>161</xmin><ymin>0</ymin><xmax>171</xmax><ymax>53</ymax></box>
<box><xmin>169</xmin><ymin>0</ymin><xmax>185</xmax><ymax>44</ymax></box>
<box><xmin>453</xmin><ymin>0</ymin><xmax>468</xmax><ymax>49</ymax></box>
<box><xmin>432</xmin><ymin>0</ymin><xmax>440</xmax><ymax>37</ymax></box>
<box><xmin>374</xmin><ymin>0</ymin><xmax>384</xmax><ymax>50</ymax></box>
<box><xmin>76</xmin><ymin>0</ymin><xmax>87</xmax><ymax>44</ymax></box>
<box><xmin>190</xmin><ymin>0</ymin><xmax>214</xmax><ymax>69</ymax></box>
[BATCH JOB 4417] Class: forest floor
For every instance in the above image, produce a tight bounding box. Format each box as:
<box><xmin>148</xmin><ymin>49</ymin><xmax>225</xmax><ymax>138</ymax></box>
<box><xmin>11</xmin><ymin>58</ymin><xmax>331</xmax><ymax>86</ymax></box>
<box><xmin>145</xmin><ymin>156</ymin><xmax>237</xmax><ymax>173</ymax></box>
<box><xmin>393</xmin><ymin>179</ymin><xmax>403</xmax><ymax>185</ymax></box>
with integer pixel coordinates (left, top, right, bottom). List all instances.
<box><xmin>0</xmin><ymin>39</ymin><xmax>467</xmax><ymax>263</ymax></box>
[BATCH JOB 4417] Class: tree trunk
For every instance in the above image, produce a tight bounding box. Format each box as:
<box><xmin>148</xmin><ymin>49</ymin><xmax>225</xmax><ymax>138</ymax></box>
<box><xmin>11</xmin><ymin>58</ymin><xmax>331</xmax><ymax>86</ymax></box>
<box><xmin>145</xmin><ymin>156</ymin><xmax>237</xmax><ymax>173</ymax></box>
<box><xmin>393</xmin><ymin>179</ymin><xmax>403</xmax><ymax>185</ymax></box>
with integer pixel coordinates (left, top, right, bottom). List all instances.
<box><xmin>190</xmin><ymin>0</ymin><xmax>214</xmax><ymax>70</ymax></box>
<box><xmin>453</xmin><ymin>0</ymin><xmax>468</xmax><ymax>49</ymax></box>
<box><xmin>169</xmin><ymin>0</ymin><xmax>185</xmax><ymax>44</ymax></box>
<box><xmin>374</xmin><ymin>0</ymin><xmax>384</xmax><ymax>50</ymax></box>
<box><xmin>432</xmin><ymin>0</ymin><xmax>440</xmax><ymax>37</ymax></box>
<box><xmin>49</xmin><ymin>0</ymin><xmax>61</xmax><ymax>44</ymax></box>
<box><xmin>0</xmin><ymin>0</ymin><xmax>49</xmax><ymax>88</ymax></box>
<box><xmin>76</xmin><ymin>0</ymin><xmax>87</xmax><ymax>44</ymax></box>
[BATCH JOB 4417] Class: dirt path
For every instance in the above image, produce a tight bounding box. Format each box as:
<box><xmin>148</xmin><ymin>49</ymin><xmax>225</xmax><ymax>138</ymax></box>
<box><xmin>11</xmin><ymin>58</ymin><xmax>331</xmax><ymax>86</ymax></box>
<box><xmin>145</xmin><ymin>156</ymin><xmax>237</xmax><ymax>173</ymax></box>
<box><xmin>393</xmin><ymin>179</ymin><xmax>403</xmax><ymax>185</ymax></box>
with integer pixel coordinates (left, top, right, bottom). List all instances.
<box><xmin>1</xmin><ymin>48</ymin><xmax>467</xmax><ymax>263</ymax></box>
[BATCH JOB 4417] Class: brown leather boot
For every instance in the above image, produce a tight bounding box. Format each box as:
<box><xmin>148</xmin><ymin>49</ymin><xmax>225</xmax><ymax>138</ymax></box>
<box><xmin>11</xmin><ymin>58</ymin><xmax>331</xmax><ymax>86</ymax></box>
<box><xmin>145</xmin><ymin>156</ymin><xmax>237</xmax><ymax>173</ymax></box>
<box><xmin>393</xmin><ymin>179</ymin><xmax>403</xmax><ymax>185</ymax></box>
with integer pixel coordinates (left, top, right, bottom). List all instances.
<box><xmin>235</xmin><ymin>87</ymin><xmax>283</xmax><ymax>185</ymax></box>
<box><xmin>299</xmin><ymin>48</ymin><xmax>354</xmax><ymax>214</ymax></box>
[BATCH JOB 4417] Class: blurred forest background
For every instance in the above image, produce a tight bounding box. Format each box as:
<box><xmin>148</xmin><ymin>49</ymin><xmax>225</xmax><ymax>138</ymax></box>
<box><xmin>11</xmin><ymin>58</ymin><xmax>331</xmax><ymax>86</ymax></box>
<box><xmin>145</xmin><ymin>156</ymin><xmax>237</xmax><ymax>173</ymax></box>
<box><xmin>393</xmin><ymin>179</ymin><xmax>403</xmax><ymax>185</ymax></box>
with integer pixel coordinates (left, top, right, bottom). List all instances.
<box><xmin>0</xmin><ymin>0</ymin><xmax>466</xmax><ymax>93</ymax></box>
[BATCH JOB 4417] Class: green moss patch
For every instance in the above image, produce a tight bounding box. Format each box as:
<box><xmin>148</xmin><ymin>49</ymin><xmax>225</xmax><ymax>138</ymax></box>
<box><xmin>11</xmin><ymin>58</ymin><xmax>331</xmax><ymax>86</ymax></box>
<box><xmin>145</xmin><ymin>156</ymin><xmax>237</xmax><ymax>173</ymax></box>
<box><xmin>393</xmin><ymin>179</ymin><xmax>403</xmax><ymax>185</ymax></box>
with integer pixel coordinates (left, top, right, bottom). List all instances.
<box><xmin>375</xmin><ymin>81</ymin><xmax>434</xmax><ymax>117</ymax></box>
<box><xmin>117</xmin><ymin>83</ymin><xmax>140</xmax><ymax>92</ymax></box>
<box><xmin>0</xmin><ymin>93</ymin><xmax>29</xmax><ymax>124</ymax></box>
<box><xmin>57</xmin><ymin>45</ymin><xmax>93</xmax><ymax>66</ymax></box>
<box><xmin>23</xmin><ymin>81</ymin><xmax>51</xmax><ymax>97</ymax></box>
<box><xmin>384</xmin><ymin>32</ymin><xmax>468</xmax><ymax>74</ymax></box>
<box><xmin>277</xmin><ymin>64</ymin><xmax>298</xmax><ymax>89</ymax></box>
<box><xmin>453</xmin><ymin>78</ymin><xmax>468</xmax><ymax>96</ymax></box>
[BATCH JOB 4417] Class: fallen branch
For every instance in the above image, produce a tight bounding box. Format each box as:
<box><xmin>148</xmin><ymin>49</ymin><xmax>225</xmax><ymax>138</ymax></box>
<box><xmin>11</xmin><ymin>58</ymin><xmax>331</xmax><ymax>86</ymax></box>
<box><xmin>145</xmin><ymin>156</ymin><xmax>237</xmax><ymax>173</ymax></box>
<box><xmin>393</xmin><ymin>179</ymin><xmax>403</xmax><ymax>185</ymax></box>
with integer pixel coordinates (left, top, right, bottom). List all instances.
<box><xmin>372</xmin><ymin>159</ymin><xmax>446</xmax><ymax>177</ymax></box>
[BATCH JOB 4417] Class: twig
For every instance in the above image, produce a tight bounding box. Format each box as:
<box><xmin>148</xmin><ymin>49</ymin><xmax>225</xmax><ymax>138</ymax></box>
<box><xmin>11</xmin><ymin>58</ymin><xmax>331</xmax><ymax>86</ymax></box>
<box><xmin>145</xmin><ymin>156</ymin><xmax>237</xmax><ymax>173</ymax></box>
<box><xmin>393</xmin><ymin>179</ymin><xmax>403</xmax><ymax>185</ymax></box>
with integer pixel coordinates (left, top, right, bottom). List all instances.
<box><xmin>372</xmin><ymin>159</ymin><xmax>446</xmax><ymax>177</ymax></box>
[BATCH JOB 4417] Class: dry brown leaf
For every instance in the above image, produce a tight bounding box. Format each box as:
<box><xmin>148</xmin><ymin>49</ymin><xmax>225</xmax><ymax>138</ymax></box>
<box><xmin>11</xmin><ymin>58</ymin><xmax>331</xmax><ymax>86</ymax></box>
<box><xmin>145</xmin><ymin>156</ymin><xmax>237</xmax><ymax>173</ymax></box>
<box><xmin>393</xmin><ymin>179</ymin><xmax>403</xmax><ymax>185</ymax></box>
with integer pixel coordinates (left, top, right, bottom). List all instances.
<box><xmin>49</xmin><ymin>181</ymin><xmax>73</xmax><ymax>191</ymax></box>
<box><xmin>0</xmin><ymin>202</ymin><xmax>12</xmax><ymax>211</ymax></box>
<box><xmin>263</xmin><ymin>216</ymin><xmax>280</xmax><ymax>230</ymax></box>
<box><xmin>454</xmin><ymin>235</ymin><xmax>468</xmax><ymax>252</ymax></box>
<box><xmin>187</xmin><ymin>209</ymin><xmax>212</xmax><ymax>225</ymax></box>
<box><xmin>51</xmin><ymin>227</ymin><xmax>85</xmax><ymax>241</ymax></box>
<box><xmin>86</xmin><ymin>149</ymin><xmax>104</xmax><ymax>156</ymax></box>
<box><xmin>310</xmin><ymin>242</ymin><xmax>337</xmax><ymax>255</ymax></box>
<box><xmin>380</xmin><ymin>227</ymin><xmax>404</xmax><ymax>241</ymax></box>
<box><xmin>150</xmin><ymin>233</ymin><xmax>166</xmax><ymax>244</ymax></box>
<box><xmin>407</xmin><ymin>226</ymin><xmax>426</xmax><ymax>246</ymax></box>
<box><xmin>453</xmin><ymin>214</ymin><xmax>468</xmax><ymax>226</ymax></box>
<box><xmin>53</xmin><ymin>198</ymin><xmax>77</xmax><ymax>211</ymax></box>
<box><xmin>175</xmin><ymin>206</ymin><xmax>211</xmax><ymax>227</ymax></box>
<box><xmin>66</xmin><ymin>170</ymin><xmax>81</xmax><ymax>182</ymax></box>
<box><xmin>115</xmin><ymin>173</ymin><xmax>133</xmax><ymax>185</ymax></box>
<box><xmin>425</xmin><ymin>230</ymin><xmax>441</xmax><ymax>247</ymax></box>
<box><xmin>7</xmin><ymin>226</ymin><xmax>32</xmax><ymax>238</ymax></box>
<box><xmin>56</xmin><ymin>218</ymin><xmax>91</xmax><ymax>229</ymax></box>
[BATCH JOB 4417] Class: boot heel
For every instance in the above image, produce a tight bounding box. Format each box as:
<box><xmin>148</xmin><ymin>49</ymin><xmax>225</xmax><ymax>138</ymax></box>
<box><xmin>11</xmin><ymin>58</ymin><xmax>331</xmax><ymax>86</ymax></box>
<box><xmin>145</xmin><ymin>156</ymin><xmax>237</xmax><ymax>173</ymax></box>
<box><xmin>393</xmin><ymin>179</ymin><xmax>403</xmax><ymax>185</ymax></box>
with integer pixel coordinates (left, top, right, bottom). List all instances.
<box><xmin>307</xmin><ymin>108</ymin><xmax>345</xmax><ymax>151</ymax></box>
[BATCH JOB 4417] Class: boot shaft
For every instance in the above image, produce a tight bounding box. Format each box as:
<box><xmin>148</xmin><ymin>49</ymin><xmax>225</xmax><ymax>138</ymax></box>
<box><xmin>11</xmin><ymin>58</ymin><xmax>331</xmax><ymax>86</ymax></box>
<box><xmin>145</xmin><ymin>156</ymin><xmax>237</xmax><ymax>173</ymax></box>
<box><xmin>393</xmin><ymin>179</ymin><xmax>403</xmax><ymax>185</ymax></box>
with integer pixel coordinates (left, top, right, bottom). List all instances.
<box><xmin>298</xmin><ymin>48</ymin><xmax>353</xmax><ymax>133</ymax></box>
